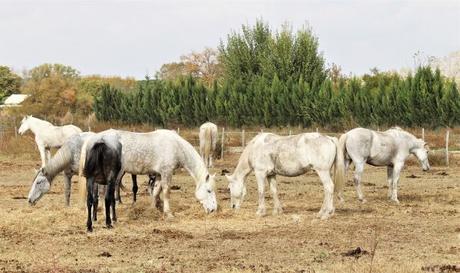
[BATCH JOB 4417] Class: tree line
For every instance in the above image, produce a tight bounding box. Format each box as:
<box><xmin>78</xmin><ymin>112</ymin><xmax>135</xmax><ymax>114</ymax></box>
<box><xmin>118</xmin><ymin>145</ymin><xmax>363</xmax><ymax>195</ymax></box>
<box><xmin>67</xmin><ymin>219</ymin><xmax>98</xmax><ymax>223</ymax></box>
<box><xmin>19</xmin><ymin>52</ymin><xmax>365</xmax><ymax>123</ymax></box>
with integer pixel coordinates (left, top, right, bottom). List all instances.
<box><xmin>94</xmin><ymin>66</ymin><xmax>460</xmax><ymax>129</ymax></box>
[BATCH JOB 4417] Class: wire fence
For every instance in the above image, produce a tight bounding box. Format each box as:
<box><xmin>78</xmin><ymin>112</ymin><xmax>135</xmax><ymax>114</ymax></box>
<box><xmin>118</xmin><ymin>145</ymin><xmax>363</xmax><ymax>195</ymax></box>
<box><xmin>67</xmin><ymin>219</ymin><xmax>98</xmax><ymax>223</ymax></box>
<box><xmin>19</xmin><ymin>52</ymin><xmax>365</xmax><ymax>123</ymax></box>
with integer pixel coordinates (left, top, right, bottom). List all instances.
<box><xmin>1</xmin><ymin>116</ymin><xmax>459</xmax><ymax>166</ymax></box>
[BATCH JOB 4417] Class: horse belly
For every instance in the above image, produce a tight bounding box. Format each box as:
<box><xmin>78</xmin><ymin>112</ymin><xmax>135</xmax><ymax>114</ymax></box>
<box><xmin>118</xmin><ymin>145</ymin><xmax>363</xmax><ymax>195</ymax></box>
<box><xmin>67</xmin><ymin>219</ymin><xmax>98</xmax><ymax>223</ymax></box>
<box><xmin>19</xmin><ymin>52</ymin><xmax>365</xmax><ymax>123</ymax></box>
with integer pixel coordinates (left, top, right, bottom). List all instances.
<box><xmin>274</xmin><ymin>156</ymin><xmax>309</xmax><ymax>177</ymax></box>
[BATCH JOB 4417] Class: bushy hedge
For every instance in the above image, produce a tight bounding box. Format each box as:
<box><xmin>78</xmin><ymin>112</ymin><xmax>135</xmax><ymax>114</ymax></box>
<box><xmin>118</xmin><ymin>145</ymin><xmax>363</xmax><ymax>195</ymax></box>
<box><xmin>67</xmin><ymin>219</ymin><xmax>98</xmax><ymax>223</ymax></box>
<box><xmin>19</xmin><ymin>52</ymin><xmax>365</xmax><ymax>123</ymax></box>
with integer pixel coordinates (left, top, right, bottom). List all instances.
<box><xmin>94</xmin><ymin>66</ymin><xmax>460</xmax><ymax>129</ymax></box>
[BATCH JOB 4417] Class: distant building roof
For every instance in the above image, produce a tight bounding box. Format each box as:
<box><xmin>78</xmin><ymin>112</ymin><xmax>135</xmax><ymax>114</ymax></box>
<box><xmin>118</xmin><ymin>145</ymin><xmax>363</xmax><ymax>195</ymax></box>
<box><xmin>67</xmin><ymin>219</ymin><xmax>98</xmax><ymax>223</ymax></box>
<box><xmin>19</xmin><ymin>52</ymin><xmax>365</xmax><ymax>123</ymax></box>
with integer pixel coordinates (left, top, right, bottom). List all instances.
<box><xmin>1</xmin><ymin>94</ymin><xmax>30</xmax><ymax>107</ymax></box>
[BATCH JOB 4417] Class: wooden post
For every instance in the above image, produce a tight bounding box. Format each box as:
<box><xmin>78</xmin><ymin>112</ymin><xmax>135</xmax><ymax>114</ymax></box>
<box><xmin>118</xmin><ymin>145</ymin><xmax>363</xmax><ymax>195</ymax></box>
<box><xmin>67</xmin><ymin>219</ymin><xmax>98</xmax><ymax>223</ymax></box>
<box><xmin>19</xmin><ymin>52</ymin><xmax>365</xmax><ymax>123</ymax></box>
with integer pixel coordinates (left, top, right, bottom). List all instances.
<box><xmin>221</xmin><ymin>128</ymin><xmax>225</xmax><ymax>160</ymax></box>
<box><xmin>422</xmin><ymin>128</ymin><xmax>425</xmax><ymax>141</ymax></box>
<box><xmin>241</xmin><ymin>129</ymin><xmax>245</xmax><ymax>148</ymax></box>
<box><xmin>177</xmin><ymin>128</ymin><xmax>180</xmax><ymax>135</ymax></box>
<box><xmin>289</xmin><ymin>129</ymin><xmax>292</xmax><ymax>136</ymax></box>
<box><xmin>445</xmin><ymin>130</ymin><xmax>450</xmax><ymax>167</ymax></box>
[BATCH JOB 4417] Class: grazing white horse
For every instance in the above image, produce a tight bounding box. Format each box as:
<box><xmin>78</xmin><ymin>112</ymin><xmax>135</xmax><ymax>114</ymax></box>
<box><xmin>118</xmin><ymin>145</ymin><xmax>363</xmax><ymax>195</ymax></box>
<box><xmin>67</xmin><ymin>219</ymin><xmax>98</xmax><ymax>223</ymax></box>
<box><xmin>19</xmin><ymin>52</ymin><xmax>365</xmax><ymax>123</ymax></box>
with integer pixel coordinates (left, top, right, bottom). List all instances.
<box><xmin>18</xmin><ymin>115</ymin><xmax>82</xmax><ymax>167</ymax></box>
<box><xmin>199</xmin><ymin>122</ymin><xmax>218</xmax><ymax>168</ymax></box>
<box><xmin>79</xmin><ymin>129</ymin><xmax>218</xmax><ymax>217</ymax></box>
<box><xmin>338</xmin><ymin>127</ymin><xmax>430</xmax><ymax>203</ymax></box>
<box><xmin>226</xmin><ymin>132</ymin><xmax>345</xmax><ymax>220</ymax></box>
<box><xmin>28</xmin><ymin>132</ymin><xmax>95</xmax><ymax>206</ymax></box>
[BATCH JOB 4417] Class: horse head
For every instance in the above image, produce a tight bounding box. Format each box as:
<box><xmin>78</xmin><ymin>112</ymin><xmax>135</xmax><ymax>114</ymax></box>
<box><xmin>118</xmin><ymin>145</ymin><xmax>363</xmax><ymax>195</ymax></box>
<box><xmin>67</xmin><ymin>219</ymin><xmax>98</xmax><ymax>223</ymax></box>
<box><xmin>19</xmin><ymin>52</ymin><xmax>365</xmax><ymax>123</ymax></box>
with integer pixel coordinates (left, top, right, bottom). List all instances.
<box><xmin>18</xmin><ymin>115</ymin><xmax>32</xmax><ymax>135</ymax></box>
<box><xmin>412</xmin><ymin>139</ymin><xmax>430</xmax><ymax>171</ymax></box>
<box><xmin>28</xmin><ymin>168</ymin><xmax>51</xmax><ymax>205</ymax></box>
<box><xmin>195</xmin><ymin>173</ymin><xmax>217</xmax><ymax>213</ymax></box>
<box><xmin>225</xmin><ymin>173</ymin><xmax>247</xmax><ymax>209</ymax></box>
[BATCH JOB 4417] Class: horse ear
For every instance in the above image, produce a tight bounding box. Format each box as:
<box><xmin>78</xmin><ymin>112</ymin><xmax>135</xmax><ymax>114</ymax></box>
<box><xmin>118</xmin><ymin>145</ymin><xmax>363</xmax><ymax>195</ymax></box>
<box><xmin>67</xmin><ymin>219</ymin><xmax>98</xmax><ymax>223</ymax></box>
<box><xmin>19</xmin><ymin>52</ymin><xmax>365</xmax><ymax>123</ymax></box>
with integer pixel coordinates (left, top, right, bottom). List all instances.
<box><xmin>206</xmin><ymin>174</ymin><xmax>210</xmax><ymax>181</ymax></box>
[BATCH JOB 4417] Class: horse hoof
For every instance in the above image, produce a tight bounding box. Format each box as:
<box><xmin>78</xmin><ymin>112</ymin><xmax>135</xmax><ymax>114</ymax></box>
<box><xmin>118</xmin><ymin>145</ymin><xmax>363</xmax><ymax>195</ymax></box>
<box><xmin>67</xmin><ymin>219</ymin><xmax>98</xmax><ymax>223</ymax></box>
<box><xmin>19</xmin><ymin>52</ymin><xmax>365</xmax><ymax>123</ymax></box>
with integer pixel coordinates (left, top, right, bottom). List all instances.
<box><xmin>106</xmin><ymin>224</ymin><xmax>113</xmax><ymax>229</ymax></box>
<box><xmin>256</xmin><ymin>209</ymin><xmax>266</xmax><ymax>217</ymax></box>
<box><xmin>87</xmin><ymin>227</ymin><xmax>93</xmax><ymax>233</ymax></box>
<box><xmin>272</xmin><ymin>208</ymin><xmax>283</xmax><ymax>215</ymax></box>
<box><xmin>359</xmin><ymin>199</ymin><xmax>367</xmax><ymax>204</ymax></box>
<box><xmin>390</xmin><ymin>198</ymin><xmax>400</xmax><ymax>204</ymax></box>
<box><xmin>165</xmin><ymin>213</ymin><xmax>174</xmax><ymax>220</ymax></box>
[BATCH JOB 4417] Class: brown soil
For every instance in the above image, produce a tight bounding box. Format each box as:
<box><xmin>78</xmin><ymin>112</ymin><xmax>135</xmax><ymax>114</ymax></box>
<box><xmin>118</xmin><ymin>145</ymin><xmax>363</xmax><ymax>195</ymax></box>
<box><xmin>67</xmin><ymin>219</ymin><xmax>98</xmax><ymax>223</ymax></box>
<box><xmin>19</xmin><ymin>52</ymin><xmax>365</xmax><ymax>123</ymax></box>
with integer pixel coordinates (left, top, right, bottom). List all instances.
<box><xmin>0</xmin><ymin>153</ymin><xmax>459</xmax><ymax>273</ymax></box>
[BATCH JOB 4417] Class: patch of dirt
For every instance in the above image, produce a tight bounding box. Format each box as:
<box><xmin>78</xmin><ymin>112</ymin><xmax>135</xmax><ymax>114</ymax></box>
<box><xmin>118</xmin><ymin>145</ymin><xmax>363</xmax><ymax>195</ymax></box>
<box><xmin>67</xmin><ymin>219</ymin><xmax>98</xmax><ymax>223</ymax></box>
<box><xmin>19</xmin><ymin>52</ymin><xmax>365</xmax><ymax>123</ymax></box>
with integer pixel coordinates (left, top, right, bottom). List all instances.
<box><xmin>421</xmin><ymin>264</ymin><xmax>460</xmax><ymax>272</ymax></box>
<box><xmin>151</xmin><ymin>228</ymin><xmax>193</xmax><ymax>239</ymax></box>
<box><xmin>342</xmin><ymin>247</ymin><xmax>369</xmax><ymax>259</ymax></box>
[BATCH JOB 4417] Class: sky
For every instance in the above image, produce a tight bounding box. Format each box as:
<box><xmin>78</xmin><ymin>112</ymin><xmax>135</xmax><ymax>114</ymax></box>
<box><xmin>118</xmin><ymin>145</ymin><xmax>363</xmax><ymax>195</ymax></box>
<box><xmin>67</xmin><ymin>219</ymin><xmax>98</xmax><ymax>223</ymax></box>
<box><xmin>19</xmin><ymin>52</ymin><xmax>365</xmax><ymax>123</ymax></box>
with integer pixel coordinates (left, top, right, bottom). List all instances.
<box><xmin>0</xmin><ymin>0</ymin><xmax>459</xmax><ymax>79</ymax></box>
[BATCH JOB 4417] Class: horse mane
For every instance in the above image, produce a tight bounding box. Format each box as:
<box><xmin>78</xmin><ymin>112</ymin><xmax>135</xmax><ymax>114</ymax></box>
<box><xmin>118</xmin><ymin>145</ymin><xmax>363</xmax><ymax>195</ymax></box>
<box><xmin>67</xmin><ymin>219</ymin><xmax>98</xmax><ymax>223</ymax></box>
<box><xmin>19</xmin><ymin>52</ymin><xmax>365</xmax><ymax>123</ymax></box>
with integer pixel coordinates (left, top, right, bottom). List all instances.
<box><xmin>386</xmin><ymin>127</ymin><xmax>420</xmax><ymax>144</ymax></box>
<box><xmin>172</xmin><ymin>130</ymin><xmax>208</xmax><ymax>185</ymax></box>
<box><xmin>28</xmin><ymin>116</ymin><xmax>54</xmax><ymax>127</ymax></box>
<box><xmin>43</xmin><ymin>144</ymin><xmax>72</xmax><ymax>180</ymax></box>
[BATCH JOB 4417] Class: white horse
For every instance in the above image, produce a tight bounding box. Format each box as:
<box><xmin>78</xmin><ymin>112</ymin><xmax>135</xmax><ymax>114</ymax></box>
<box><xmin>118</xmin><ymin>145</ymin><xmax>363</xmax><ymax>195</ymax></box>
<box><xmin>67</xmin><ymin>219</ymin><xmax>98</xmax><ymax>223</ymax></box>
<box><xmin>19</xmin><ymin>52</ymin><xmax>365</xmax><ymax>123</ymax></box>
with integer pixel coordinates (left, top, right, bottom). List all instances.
<box><xmin>225</xmin><ymin>132</ymin><xmax>345</xmax><ymax>220</ymax></box>
<box><xmin>28</xmin><ymin>132</ymin><xmax>95</xmax><ymax>206</ymax></box>
<box><xmin>338</xmin><ymin>127</ymin><xmax>430</xmax><ymax>203</ymax></box>
<box><xmin>199</xmin><ymin>122</ymin><xmax>218</xmax><ymax>168</ymax></box>
<box><xmin>79</xmin><ymin>129</ymin><xmax>218</xmax><ymax>218</ymax></box>
<box><xmin>18</xmin><ymin>115</ymin><xmax>82</xmax><ymax>167</ymax></box>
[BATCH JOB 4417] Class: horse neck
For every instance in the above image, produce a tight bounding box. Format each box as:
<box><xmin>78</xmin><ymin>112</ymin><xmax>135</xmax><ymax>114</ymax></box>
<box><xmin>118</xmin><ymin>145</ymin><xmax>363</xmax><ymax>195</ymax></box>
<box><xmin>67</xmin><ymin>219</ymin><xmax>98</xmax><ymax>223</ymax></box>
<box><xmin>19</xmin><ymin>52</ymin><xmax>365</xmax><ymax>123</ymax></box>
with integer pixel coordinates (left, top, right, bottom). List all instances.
<box><xmin>178</xmin><ymin>138</ymin><xmax>208</xmax><ymax>185</ymax></box>
<box><xmin>43</xmin><ymin>145</ymin><xmax>72</xmax><ymax>181</ymax></box>
<box><xmin>232</xmin><ymin>146</ymin><xmax>252</xmax><ymax>180</ymax></box>
<box><xmin>28</xmin><ymin>117</ymin><xmax>53</xmax><ymax>134</ymax></box>
<box><xmin>388</xmin><ymin>130</ymin><xmax>418</xmax><ymax>151</ymax></box>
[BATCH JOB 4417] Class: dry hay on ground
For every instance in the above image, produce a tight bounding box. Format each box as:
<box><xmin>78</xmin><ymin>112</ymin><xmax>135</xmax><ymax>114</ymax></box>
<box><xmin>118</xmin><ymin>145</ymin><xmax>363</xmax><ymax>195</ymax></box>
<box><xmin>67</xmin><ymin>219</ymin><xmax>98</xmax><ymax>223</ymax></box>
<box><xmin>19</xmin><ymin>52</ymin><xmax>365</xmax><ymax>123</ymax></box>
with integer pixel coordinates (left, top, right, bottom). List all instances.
<box><xmin>0</xmin><ymin>154</ymin><xmax>459</xmax><ymax>273</ymax></box>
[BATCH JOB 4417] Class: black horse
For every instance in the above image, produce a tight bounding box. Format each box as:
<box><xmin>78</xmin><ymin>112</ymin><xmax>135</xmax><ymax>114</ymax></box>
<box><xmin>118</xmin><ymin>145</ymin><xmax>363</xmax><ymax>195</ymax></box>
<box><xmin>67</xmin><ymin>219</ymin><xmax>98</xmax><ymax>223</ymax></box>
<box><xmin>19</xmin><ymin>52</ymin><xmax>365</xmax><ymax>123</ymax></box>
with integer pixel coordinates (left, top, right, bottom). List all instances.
<box><xmin>83</xmin><ymin>136</ymin><xmax>122</xmax><ymax>232</ymax></box>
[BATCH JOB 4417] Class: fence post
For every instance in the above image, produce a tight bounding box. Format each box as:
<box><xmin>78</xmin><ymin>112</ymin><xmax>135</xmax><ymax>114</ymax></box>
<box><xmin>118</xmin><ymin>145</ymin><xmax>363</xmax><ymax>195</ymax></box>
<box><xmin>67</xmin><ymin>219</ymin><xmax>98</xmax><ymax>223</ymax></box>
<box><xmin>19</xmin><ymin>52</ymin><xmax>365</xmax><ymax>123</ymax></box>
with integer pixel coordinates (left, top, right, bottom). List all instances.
<box><xmin>445</xmin><ymin>130</ymin><xmax>449</xmax><ymax>167</ymax></box>
<box><xmin>177</xmin><ymin>128</ymin><xmax>180</xmax><ymax>135</ymax></box>
<box><xmin>422</xmin><ymin>128</ymin><xmax>425</xmax><ymax>141</ymax></box>
<box><xmin>241</xmin><ymin>129</ymin><xmax>245</xmax><ymax>148</ymax></box>
<box><xmin>13</xmin><ymin>117</ymin><xmax>17</xmax><ymax>137</ymax></box>
<box><xmin>221</xmin><ymin>128</ymin><xmax>225</xmax><ymax>160</ymax></box>
<box><xmin>289</xmin><ymin>129</ymin><xmax>292</xmax><ymax>136</ymax></box>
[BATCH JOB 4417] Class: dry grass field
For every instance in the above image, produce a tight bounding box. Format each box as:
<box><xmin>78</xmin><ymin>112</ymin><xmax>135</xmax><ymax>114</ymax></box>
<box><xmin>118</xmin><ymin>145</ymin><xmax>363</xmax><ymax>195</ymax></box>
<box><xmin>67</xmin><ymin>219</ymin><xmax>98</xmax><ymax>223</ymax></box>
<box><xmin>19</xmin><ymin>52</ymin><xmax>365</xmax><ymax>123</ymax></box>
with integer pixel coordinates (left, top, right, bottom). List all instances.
<box><xmin>0</xmin><ymin>147</ymin><xmax>459</xmax><ymax>273</ymax></box>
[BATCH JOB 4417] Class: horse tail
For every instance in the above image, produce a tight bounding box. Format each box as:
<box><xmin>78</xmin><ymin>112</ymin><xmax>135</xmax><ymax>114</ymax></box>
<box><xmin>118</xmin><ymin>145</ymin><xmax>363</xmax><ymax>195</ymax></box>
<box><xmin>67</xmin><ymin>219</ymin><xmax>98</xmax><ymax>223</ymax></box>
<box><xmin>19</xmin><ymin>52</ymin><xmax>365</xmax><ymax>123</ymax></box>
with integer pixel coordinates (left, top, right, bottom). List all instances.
<box><xmin>332</xmin><ymin>135</ymin><xmax>346</xmax><ymax>201</ymax></box>
<box><xmin>78</xmin><ymin>137</ymin><xmax>91</xmax><ymax>205</ymax></box>
<box><xmin>204</xmin><ymin>127</ymin><xmax>212</xmax><ymax>166</ymax></box>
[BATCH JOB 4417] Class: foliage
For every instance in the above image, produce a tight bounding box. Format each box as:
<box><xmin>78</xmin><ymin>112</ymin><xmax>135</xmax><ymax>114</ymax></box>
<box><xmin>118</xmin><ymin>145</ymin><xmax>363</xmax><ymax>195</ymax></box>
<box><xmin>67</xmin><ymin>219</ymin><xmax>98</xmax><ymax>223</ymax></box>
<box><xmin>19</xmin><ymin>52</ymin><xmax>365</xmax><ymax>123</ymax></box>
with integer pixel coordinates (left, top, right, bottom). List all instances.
<box><xmin>156</xmin><ymin>48</ymin><xmax>223</xmax><ymax>88</ymax></box>
<box><xmin>94</xmin><ymin>66</ymin><xmax>460</xmax><ymax>129</ymax></box>
<box><xmin>218</xmin><ymin>20</ymin><xmax>326</xmax><ymax>87</ymax></box>
<box><xmin>0</xmin><ymin>66</ymin><xmax>21</xmax><ymax>102</ymax></box>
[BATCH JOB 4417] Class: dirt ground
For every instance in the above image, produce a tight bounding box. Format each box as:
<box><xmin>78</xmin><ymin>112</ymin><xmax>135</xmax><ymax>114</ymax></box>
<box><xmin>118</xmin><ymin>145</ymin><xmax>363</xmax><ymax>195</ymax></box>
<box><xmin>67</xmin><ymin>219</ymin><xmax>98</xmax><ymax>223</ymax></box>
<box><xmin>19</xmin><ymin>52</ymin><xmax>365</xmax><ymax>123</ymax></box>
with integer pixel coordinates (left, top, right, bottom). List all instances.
<box><xmin>0</xmin><ymin>153</ymin><xmax>458</xmax><ymax>273</ymax></box>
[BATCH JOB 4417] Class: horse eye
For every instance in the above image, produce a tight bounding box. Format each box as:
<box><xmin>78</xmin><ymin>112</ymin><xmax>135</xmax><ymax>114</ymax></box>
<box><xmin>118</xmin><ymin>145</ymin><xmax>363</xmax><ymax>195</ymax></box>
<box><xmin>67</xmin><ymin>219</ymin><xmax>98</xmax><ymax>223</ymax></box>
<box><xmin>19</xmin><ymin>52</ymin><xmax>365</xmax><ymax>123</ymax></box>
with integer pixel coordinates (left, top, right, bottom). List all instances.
<box><xmin>207</xmin><ymin>190</ymin><xmax>211</xmax><ymax>193</ymax></box>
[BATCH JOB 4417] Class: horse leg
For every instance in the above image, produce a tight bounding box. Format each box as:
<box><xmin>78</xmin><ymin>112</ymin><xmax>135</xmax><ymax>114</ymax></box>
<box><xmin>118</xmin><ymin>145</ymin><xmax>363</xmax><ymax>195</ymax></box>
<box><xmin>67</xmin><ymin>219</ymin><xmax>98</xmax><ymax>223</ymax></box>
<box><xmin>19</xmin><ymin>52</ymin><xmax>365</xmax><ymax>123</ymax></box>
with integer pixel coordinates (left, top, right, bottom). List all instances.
<box><xmin>390</xmin><ymin>163</ymin><xmax>404</xmax><ymax>204</ymax></box>
<box><xmin>387</xmin><ymin>166</ymin><xmax>394</xmax><ymax>199</ymax></box>
<box><xmin>92</xmin><ymin>184</ymin><xmax>100</xmax><ymax>221</ymax></box>
<box><xmin>268</xmin><ymin>175</ymin><xmax>282</xmax><ymax>215</ymax></box>
<box><xmin>131</xmin><ymin>174</ymin><xmax>138</xmax><ymax>203</ymax></box>
<box><xmin>316</xmin><ymin>170</ymin><xmax>335</xmax><ymax>220</ymax></box>
<box><xmin>161</xmin><ymin>175</ymin><xmax>174</xmax><ymax>219</ymax></box>
<box><xmin>64</xmin><ymin>174</ymin><xmax>72</xmax><ymax>207</ymax></box>
<box><xmin>116</xmin><ymin>172</ymin><xmax>125</xmax><ymax>204</ymax></box>
<box><xmin>37</xmin><ymin>143</ymin><xmax>47</xmax><ymax>167</ymax></box>
<box><xmin>45</xmin><ymin>148</ymin><xmax>52</xmax><ymax>163</ymax></box>
<box><xmin>86</xmin><ymin>177</ymin><xmax>94</xmax><ymax>232</ymax></box>
<box><xmin>353</xmin><ymin>162</ymin><xmax>366</xmax><ymax>202</ymax></box>
<box><xmin>150</xmin><ymin>176</ymin><xmax>163</xmax><ymax>210</ymax></box>
<box><xmin>105</xmin><ymin>182</ymin><xmax>115</xmax><ymax>229</ymax></box>
<box><xmin>254</xmin><ymin>171</ymin><xmax>267</xmax><ymax>217</ymax></box>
